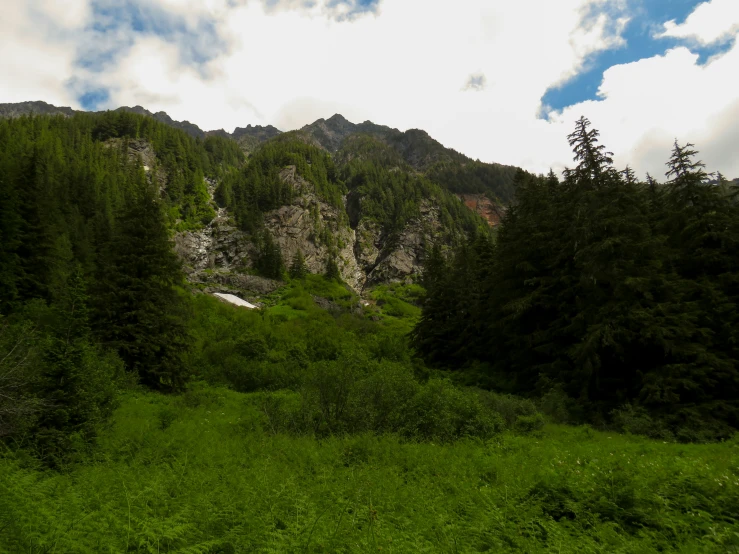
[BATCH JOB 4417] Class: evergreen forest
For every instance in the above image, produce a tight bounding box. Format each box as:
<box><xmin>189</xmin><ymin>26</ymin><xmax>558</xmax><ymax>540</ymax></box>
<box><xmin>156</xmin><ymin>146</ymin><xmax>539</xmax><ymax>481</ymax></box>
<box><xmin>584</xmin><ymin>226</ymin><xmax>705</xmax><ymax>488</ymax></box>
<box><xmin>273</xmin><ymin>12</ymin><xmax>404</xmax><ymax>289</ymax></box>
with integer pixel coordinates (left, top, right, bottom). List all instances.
<box><xmin>1</xmin><ymin>110</ymin><xmax>738</xmax><ymax>552</ymax></box>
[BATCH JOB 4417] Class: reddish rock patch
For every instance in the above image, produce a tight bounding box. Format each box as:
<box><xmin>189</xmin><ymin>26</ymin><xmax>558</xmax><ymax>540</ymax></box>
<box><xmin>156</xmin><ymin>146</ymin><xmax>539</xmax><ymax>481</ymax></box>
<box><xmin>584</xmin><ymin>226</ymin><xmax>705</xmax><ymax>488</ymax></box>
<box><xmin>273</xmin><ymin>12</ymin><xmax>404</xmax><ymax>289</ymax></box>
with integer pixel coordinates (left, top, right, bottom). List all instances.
<box><xmin>458</xmin><ymin>194</ymin><xmax>505</xmax><ymax>226</ymax></box>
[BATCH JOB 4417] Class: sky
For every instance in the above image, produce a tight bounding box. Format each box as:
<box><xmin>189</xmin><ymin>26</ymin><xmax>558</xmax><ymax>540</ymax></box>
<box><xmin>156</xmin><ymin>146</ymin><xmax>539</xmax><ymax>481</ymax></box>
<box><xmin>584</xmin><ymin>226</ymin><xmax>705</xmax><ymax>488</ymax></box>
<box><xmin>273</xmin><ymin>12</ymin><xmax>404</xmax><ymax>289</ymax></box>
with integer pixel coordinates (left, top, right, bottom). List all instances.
<box><xmin>1</xmin><ymin>0</ymin><xmax>738</xmax><ymax>179</ymax></box>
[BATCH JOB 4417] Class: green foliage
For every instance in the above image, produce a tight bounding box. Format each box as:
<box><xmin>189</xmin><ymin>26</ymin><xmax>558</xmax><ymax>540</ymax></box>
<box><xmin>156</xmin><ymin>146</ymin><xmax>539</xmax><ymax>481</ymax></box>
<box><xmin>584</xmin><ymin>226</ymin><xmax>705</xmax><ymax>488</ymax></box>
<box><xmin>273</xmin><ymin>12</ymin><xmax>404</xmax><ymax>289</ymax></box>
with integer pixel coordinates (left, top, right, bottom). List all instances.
<box><xmin>215</xmin><ymin>135</ymin><xmax>345</xmax><ymax>234</ymax></box>
<box><xmin>0</xmin><ymin>316</ymin><xmax>43</xmax><ymax>438</ymax></box>
<box><xmin>324</xmin><ymin>255</ymin><xmax>341</xmax><ymax>281</ymax></box>
<box><xmin>370</xmin><ymin>284</ymin><xmax>422</xmax><ymax>319</ymax></box>
<box><xmin>339</xmin><ymin>136</ymin><xmax>488</xmax><ymax>240</ymax></box>
<box><xmin>95</xmin><ymin>178</ymin><xmax>191</xmax><ymax>391</ymax></box>
<box><xmin>2</xmin><ymin>388</ymin><xmax>738</xmax><ymax>553</ymax></box>
<box><xmin>288</xmin><ymin>249</ymin><xmax>307</xmax><ymax>279</ymax></box>
<box><xmin>426</xmin><ymin>158</ymin><xmax>521</xmax><ymax>204</ymax></box>
<box><xmin>254</xmin><ymin>230</ymin><xmax>284</xmax><ymax>279</ymax></box>
<box><xmin>414</xmin><ymin>117</ymin><xmax>739</xmax><ymax>440</ymax></box>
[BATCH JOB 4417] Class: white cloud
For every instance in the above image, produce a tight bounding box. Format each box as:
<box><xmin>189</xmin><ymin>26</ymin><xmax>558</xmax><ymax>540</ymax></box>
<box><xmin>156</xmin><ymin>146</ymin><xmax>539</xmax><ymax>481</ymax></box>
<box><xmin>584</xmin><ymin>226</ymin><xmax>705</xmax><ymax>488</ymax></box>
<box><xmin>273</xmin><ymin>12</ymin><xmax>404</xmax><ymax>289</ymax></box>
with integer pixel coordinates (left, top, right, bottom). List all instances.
<box><xmin>1</xmin><ymin>0</ymin><xmax>737</xmax><ymax>183</ymax></box>
<box><xmin>0</xmin><ymin>1</ymin><xmax>86</xmax><ymax>106</ymax></box>
<box><xmin>658</xmin><ymin>0</ymin><xmax>739</xmax><ymax>45</ymax></box>
<box><xmin>546</xmin><ymin>39</ymin><xmax>739</xmax><ymax>179</ymax></box>
<box><xmin>84</xmin><ymin>0</ymin><xmax>628</xmax><ymax>154</ymax></box>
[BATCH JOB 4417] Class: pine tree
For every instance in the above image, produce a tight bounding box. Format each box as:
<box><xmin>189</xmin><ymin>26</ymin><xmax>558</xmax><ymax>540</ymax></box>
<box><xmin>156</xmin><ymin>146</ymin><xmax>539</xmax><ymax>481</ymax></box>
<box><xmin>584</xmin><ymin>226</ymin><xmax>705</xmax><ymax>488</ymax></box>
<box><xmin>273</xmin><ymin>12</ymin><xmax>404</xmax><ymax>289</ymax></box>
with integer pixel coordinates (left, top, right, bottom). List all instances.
<box><xmin>36</xmin><ymin>266</ymin><xmax>122</xmax><ymax>465</ymax></box>
<box><xmin>256</xmin><ymin>231</ymin><xmax>284</xmax><ymax>279</ymax></box>
<box><xmin>95</xmin><ymin>172</ymin><xmax>190</xmax><ymax>390</ymax></box>
<box><xmin>289</xmin><ymin>250</ymin><xmax>308</xmax><ymax>279</ymax></box>
<box><xmin>411</xmin><ymin>243</ymin><xmax>460</xmax><ymax>367</ymax></box>
<box><xmin>325</xmin><ymin>255</ymin><xmax>341</xmax><ymax>282</ymax></box>
<box><xmin>0</xmin><ymin>172</ymin><xmax>23</xmax><ymax>312</ymax></box>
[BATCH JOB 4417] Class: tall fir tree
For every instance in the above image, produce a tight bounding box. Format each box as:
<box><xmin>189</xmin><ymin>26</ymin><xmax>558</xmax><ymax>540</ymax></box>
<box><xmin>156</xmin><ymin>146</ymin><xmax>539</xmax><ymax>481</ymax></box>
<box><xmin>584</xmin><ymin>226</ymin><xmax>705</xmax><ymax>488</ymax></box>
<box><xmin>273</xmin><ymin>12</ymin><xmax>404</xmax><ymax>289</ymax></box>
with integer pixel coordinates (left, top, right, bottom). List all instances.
<box><xmin>95</xmin><ymin>169</ymin><xmax>190</xmax><ymax>390</ymax></box>
<box><xmin>289</xmin><ymin>249</ymin><xmax>308</xmax><ymax>279</ymax></box>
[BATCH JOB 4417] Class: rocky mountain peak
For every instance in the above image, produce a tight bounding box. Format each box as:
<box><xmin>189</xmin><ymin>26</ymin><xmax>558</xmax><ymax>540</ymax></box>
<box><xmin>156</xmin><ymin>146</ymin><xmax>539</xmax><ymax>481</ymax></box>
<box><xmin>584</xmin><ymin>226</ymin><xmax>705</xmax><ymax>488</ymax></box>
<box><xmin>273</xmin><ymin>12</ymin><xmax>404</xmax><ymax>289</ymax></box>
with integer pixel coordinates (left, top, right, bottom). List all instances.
<box><xmin>0</xmin><ymin>100</ymin><xmax>76</xmax><ymax>119</ymax></box>
<box><xmin>231</xmin><ymin>124</ymin><xmax>282</xmax><ymax>142</ymax></box>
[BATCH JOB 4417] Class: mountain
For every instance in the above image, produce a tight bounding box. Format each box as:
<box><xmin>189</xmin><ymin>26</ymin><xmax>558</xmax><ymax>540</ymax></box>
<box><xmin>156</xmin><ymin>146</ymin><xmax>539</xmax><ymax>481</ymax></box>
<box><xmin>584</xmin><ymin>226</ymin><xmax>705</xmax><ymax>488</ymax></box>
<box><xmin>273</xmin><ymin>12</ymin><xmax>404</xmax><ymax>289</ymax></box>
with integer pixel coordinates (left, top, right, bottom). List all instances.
<box><xmin>0</xmin><ymin>102</ymin><xmax>518</xmax><ymax>297</ymax></box>
<box><xmin>231</xmin><ymin>124</ymin><xmax>282</xmax><ymax>143</ymax></box>
<box><xmin>299</xmin><ymin>114</ymin><xmax>521</xmax><ymax>205</ymax></box>
<box><xmin>115</xmin><ymin>105</ymin><xmax>206</xmax><ymax>139</ymax></box>
<box><xmin>221</xmin><ymin>124</ymin><xmax>283</xmax><ymax>155</ymax></box>
<box><xmin>0</xmin><ymin>100</ymin><xmax>278</xmax><ymax>145</ymax></box>
<box><xmin>0</xmin><ymin>101</ymin><xmax>520</xmax><ymax>207</ymax></box>
<box><xmin>0</xmin><ymin>100</ymin><xmax>77</xmax><ymax>118</ymax></box>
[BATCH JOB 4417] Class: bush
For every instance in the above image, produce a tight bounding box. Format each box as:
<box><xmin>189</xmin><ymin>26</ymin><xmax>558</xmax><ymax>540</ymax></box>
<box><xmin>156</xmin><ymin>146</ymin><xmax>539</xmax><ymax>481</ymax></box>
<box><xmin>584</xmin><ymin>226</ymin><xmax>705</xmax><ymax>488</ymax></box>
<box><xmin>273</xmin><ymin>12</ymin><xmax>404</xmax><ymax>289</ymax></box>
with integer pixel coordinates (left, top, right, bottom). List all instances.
<box><xmin>349</xmin><ymin>362</ymin><xmax>420</xmax><ymax>432</ymax></box>
<box><xmin>398</xmin><ymin>379</ymin><xmax>503</xmax><ymax>442</ymax></box>
<box><xmin>611</xmin><ymin>404</ymin><xmax>673</xmax><ymax>440</ymax></box>
<box><xmin>478</xmin><ymin>391</ymin><xmax>540</xmax><ymax>429</ymax></box>
<box><xmin>514</xmin><ymin>413</ymin><xmax>545</xmax><ymax>434</ymax></box>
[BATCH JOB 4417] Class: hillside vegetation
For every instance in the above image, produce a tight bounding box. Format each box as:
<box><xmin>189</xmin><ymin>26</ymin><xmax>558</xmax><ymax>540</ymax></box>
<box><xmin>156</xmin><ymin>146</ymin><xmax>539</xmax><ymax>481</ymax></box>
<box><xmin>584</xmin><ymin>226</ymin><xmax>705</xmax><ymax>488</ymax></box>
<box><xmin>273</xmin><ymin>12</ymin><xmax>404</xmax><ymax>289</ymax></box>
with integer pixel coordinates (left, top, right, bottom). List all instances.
<box><xmin>1</xmin><ymin>109</ymin><xmax>738</xmax><ymax>552</ymax></box>
<box><xmin>414</xmin><ymin>118</ymin><xmax>739</xmax><ymax>442</ymax></box>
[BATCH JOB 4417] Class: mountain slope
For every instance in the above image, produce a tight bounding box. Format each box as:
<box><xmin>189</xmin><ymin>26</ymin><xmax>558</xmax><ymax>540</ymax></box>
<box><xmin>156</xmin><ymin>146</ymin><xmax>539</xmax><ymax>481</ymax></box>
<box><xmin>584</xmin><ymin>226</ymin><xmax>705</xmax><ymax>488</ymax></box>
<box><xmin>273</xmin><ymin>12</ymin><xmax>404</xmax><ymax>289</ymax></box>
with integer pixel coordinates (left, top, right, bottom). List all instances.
<box><xmin>0</xmin><ymin>100</ymin><xmax>77</xmax><ymax>118</ymax></box>
<box><xmin>300</xmin><ymin>113</ymin><xmax>521</xmax><ymax>205</ymax></box>
<box><xmin>0</xmin><ymin>101</ymin><xmax>504</xmax><ymax>294</ymax></box>
<box><xmin>0</xmin><ymin>101</ymin><xmax>521</xmax><ymax>210</ymax></box>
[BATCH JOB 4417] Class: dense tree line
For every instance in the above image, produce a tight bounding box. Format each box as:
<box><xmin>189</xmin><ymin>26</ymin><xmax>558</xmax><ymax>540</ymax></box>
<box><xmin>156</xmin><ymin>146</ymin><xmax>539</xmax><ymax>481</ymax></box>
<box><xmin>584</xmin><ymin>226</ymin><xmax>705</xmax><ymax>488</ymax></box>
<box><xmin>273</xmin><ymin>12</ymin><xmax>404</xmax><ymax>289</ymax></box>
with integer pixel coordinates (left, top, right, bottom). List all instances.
<box><xmin>215</xmin><ymin>134</ymin><xmax>344</xmax><ymax>234</ymax></box>
<box><xmin>338</xmin><ymin>136</ymin><xmax>489</xmax><ymax>240</ymax></box>
<box><xmin>413</xmin><ymin>117</ymin><xmax>739</xmax><ymax>441</ymax></box>
<box><xmin>426</xmin><ymin>159</ymin><xmax>521</xmax><ymax>204</ymax></box>
<box><xmin>0</xmin><ymin>112</ymin><xmax>224</xmax><ymax>462</ymax></box>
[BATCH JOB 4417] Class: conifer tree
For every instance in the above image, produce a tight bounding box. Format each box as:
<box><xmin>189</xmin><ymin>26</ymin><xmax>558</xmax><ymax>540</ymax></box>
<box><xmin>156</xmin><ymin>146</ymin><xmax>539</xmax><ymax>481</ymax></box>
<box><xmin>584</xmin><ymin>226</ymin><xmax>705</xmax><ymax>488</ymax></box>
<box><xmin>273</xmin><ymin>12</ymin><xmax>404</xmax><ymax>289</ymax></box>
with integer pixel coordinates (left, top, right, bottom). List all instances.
<box><xmin>411</xmin><ymin>243</ymin><xmax>459</xmax><ymax>367</ymax></box>
<box><xmin>325</xmin><ymin>255</ymin><xmax>341</xmax><ymax>282</ymax></box>
<box><xmin>95</xmin><ymin>171</ymin><xmax>190</xmax><ymax>390</ymax></box>
<box><xmin>36</xmin><ymin>266</ymin><xmax>122</xmax><ymax>465</ymax></box>
<box><xmin>256</xmin><ymin>231</ymin><xmax>284</xmax><ymax>279</ymax></box>
<box><xmin>289</xmin><ymin>250</ymin><xmax>308</xmax><ymax>279</ymax></box>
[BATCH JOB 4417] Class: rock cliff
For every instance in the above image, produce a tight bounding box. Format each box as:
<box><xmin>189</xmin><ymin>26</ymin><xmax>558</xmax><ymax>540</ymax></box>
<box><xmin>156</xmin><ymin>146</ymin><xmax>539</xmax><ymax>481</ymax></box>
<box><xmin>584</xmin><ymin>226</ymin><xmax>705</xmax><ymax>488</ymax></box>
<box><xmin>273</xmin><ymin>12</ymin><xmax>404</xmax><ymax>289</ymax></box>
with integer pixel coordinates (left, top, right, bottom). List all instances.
<box><xmin>173</xmin><ymin>164</ymin><xmax>446</xmax><ymax>295</ymax></box>
<box><xmin>457</xmin><ymin>194</ymin><xmax>506</xmax><ymax>226</ymax></box>
<box><xmin>263</xmin><ymin>166</ymin><xmax>365</xmax><ymax>290</ymax></box>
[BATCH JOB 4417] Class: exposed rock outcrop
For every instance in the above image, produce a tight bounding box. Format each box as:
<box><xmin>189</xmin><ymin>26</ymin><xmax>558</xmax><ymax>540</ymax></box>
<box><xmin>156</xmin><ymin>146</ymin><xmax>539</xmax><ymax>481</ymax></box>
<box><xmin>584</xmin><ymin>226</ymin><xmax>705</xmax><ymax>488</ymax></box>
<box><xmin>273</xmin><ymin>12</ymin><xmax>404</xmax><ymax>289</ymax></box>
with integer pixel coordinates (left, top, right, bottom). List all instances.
<box><xmin>457</xmin><ymin>193</ymin><xmax>505</xmax><ymax>227</ymax></box>
<box><xmin>354</xmin><ymin>219</ymin><xmax>383</xmax><ymax>271</ymax></box>
<box><xmin>0</xmin><ymin>100</ymin><xmax>76</xmax><ymax>119</ymax></box>
<box><xmin>102</xmin><ymin>138</ymin><xmax>167</xmax><ymax>190</ymax></box>
<box><xmin>174</xmin><ymin>208</ymin><xmax>252</xmax><ymax>272</ymax></box>
<box><xmin>365</xmin><ymin>201</ymin><xmax>442</xmax><ymax>285</ymax></box>
<box><xmin>263</xmin><ymin>166</ymin><xmax>365</xmax><ymax>290</ymax></box>
<box><xmin>189</xmin><ymin>269</ymin><xmax>280</xmax><ymax>298</ymax></box>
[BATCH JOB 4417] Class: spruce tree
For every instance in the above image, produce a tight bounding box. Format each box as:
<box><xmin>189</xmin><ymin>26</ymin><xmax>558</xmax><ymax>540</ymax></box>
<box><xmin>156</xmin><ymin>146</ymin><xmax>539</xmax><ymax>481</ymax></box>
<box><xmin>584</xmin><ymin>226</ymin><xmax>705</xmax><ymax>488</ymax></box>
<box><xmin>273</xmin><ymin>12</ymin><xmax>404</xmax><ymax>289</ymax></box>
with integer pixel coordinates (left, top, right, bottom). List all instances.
<box><xmin>36</xmin><ymin>266</ymin><xmax>122</xmax><ymax>465</ymax></box>
<box><xmin>289</xmin><ymin>249</ymin><xmax>308</xmax><ymax>279</ymax></box>
<box><xmin>95</xmin><ymin>170</ymin><xmax>190</xmax><ymax>390</ymax></box>
<box><xmin>325</xmin><ymin>255</ymin><xmax>341</xmax><ymax>282</ymax></box>
<box><xmin>411</xmin><ymin>243</ymin><xmax>458</xmax><ymax>367</ymax></box>
<box><xmin>256</xmin><ymin>230</ymin><xmax>284</xmax><ymax>279</ymax></box>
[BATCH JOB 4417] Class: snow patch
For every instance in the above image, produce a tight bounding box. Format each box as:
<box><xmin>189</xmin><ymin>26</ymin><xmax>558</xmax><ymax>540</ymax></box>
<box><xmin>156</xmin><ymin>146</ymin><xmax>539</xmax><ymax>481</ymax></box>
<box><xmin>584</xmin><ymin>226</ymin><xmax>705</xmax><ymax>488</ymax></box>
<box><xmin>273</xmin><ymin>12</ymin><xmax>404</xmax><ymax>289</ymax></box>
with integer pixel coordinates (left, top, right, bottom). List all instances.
<box><xmin>213</xmin><ymin>293</ymin><xmax>258</xmax><ymax>309</ymax></box>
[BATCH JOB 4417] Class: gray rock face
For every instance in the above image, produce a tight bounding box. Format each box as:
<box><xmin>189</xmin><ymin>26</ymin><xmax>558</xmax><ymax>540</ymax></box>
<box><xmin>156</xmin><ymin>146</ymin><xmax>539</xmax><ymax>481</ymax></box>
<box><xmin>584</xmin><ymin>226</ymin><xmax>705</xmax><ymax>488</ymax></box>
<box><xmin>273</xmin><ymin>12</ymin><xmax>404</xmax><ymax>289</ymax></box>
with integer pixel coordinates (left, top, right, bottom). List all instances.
<box><xmin>173</xmin><ymin>166</ymin><xmax>444</xmax><ymax>293</ymax></box>
<box><xmin>263</xmin><ymin>167</ymin><xmax>365</xmax><ymax>290</ymax></box>
<box><xmin>103</xmin><ymin>138</ymin><xmax>167</xmax><ymax>190</ymax></box>
<box><xmin>354</xmin><ymin>219</ymin><xmax>383</xmax><ymax>271</ymax></box>
<box><xmin>0</xmin><ymin>100</ymin><xmax>76</xmax><ymax>119</ymax></box>
<box><xmin>174</xmin><ymin>208</ymin><xmax>252</xmax><ymax>272</ymax></box>
<box><xmin>190</xmin><ymin>270</ymin><xmax>281</xmax><ymax>297</ymax></box>
<box><xmin>365</xmin><ymin>201</ymin><xmax>442</xmax><ymax>285</ymax></box>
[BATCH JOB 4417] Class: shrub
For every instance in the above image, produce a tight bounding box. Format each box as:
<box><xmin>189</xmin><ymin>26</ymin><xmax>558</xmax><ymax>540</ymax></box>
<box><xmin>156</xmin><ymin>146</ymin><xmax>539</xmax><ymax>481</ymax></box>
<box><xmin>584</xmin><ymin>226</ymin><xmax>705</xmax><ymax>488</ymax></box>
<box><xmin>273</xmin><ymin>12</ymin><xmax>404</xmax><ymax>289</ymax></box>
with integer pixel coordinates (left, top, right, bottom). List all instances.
<box><xmin>399</xmin><ymin>379</ymin><xmax>503</xmax><ymax>442</ymax></box>
<box><xmin>478</xmin><ymin>391</ymin><xmax>540</xmax><ymax>430</ymax></box>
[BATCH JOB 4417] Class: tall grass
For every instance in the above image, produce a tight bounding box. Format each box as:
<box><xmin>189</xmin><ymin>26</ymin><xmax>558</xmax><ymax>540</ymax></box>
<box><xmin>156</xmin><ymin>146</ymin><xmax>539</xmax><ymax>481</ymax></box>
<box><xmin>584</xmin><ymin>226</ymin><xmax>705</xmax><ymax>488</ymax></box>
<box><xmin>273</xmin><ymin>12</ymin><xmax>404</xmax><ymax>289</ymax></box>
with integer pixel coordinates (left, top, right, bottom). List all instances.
<box><xmin>2</xmin><ymin>386</ymin><xmax>738</xmax><ymax>553</ymax></box>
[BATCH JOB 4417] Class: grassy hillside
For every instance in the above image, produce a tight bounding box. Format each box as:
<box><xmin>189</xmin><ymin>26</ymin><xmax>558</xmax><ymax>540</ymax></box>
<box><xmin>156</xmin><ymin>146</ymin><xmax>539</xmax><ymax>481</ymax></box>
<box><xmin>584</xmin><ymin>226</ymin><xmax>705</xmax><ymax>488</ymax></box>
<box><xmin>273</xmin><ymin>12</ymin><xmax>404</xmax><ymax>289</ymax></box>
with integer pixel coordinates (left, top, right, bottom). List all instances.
<box><xmin>2</xmin><ymin>386</ymin><xmax>738</xmax><ymax>553</ymax></box>
<box><xmin>2</xmin><ymin>280</ymin><xmax>739</xmax><ymax>552</ymax></box>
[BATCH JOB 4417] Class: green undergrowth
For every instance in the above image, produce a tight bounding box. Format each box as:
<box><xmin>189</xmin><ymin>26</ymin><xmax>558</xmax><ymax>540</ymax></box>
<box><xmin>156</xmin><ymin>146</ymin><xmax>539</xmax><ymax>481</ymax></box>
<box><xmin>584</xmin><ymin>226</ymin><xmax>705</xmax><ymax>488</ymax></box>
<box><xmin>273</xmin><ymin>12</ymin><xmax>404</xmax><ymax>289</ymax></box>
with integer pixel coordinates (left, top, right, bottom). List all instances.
<box><xmin>370</xmin><ymin>284</ymin><xmax>423</xmax><ymax>321</ymax></box>
<box><xmin>2</xmin><ymin>386</ymin><xmax>738</xmax><ymax>553</ymax></box>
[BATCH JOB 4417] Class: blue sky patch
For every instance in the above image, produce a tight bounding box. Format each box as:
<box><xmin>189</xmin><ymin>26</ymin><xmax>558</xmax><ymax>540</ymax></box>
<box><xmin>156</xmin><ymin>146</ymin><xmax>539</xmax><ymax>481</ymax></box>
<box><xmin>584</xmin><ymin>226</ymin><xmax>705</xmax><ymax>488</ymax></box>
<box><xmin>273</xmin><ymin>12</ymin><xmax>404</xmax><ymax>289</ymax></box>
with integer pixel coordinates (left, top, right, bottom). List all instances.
<box><xmin>539</xmin><ymin>0</ymin><xmax>733</xmax><ymax>119</ymax></box>
<box><xmin>76</xmin><ymin>1</ymin><xmax>226</xmax><ymax>72</ymax></box>
<box><xmin>327</xmin><ymin>0</ymin><xmax>380</xmax><ymax>19</ymax></box>
<box><xmin>78</xmin><ymin>88</ymin><xmax>111</xmax><ymax>111</ymax></box>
